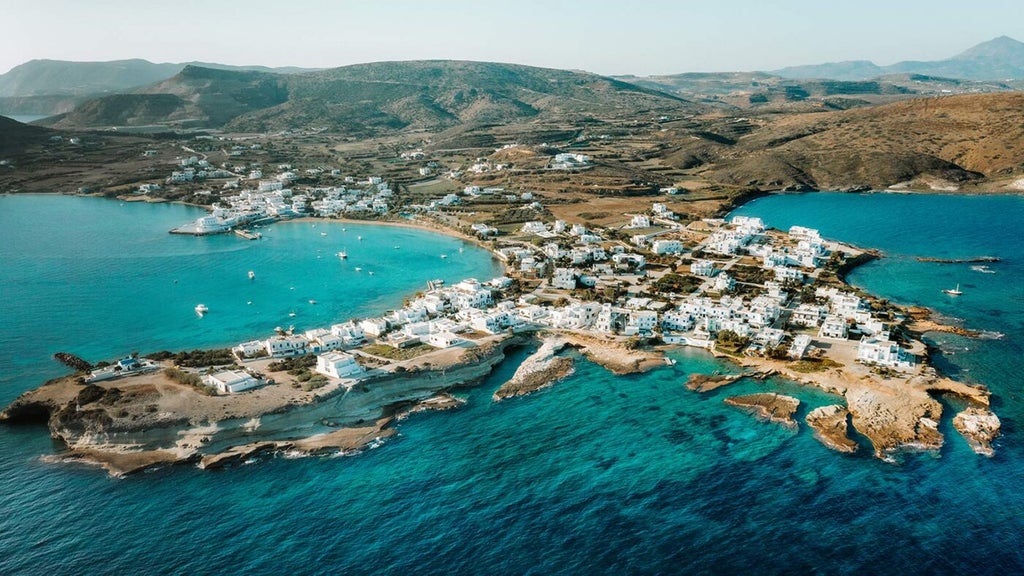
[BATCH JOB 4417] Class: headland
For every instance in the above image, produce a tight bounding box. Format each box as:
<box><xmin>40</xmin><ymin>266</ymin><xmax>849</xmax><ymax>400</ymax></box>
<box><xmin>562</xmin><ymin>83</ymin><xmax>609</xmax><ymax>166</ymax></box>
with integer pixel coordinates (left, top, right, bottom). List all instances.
<box><xmin>0</xmin><ymin>194</ymin><xmax>1004</xmax><ymax>476</ymax></box>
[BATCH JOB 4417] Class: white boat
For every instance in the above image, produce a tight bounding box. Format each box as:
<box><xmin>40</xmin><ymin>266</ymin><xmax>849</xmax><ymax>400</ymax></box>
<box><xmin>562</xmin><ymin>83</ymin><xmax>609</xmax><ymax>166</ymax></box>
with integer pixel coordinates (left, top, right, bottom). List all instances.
<box><xmin>440</xmin><ymin>254</ymin><xmax>448</xmax><ymax>259</ymax></box>
<box><xmin>665</xmin><ymin>357</ymin><xmax>677</xmax><ymax>366</ymax></box>
<box><xmin>195</xmin><ymin>304</ymin><xmax>209</xmax><ymax>315</ymax></box>
<box><xmin>368</xmin><ymin>271</ymin><xmax>375</xmax><ymax>275</ymax></box>
<box><xmin>320</xmin><ymin>232</ymin><xmax>327</xmax><ymax>237</ymax></box>
<box><xmin>308</xmin><ymin>299</ymin><xmax>317</xmax><ymax>305</ymax></box>
<box><xmin>357</xmin><ymin>235</ymin><xmax>363</xmax><ymax>241</ymax></box>
<box><xmin>338</xmin><ymin>250</ymin><xmax>348</xmax><ymax>260</ymax></box>
<box><xmin>943</xmin><ymin>283</ymin><xmax>963</xmax><ymax>296</ymax></box>
<box><xmin>355</xmin><ymin>267</ymin><xmax>362</xmax><ymax>272</ymax></box>
<box><xmin>288</xmin><ymin>312</ymin><xmax>297</xmax><ymax>317</ymax></box>
<box><xmin>248</xmin><ymin>270</ymin><xmax>255</xmax><ymax>280</ymax></box>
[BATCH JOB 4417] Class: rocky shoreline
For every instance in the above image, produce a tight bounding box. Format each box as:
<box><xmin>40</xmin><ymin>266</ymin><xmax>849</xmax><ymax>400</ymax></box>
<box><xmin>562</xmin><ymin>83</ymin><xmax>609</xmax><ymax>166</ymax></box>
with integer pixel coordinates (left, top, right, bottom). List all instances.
<box><xmin>2</xmin><ymin>334</ymin><xmax>526</xmax><ymax>477</ymax></box>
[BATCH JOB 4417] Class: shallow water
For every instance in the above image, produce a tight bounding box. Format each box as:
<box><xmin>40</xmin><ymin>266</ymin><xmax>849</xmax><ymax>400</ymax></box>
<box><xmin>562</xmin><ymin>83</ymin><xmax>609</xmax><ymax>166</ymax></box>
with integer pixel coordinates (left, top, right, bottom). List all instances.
<box><xmin>0</xmin><ymin>192</ymin><xmax>1021</xmax><ymax>575</ymax></box>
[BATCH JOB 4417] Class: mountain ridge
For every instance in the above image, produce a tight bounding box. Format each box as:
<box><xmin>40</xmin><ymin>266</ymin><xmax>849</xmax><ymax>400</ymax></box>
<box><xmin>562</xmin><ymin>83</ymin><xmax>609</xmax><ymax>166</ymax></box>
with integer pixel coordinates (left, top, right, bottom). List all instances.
<box><xmin>41</xmin><ymin>60</ymin><xmax>700</xmax><ymax>134</ymax></box>
<box><xmin>772</xmin><ymin>35</ymin><xmax>1024</xmax><ymax>80</ymax></box>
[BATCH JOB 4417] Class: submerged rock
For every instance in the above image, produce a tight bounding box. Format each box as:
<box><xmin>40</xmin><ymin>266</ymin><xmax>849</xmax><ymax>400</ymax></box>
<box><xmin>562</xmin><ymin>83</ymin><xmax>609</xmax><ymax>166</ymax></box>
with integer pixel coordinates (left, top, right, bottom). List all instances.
<box><xmin>685</xmin><ymin>373</ymin><xmax>745</xmax><ymax>392</ymax></box>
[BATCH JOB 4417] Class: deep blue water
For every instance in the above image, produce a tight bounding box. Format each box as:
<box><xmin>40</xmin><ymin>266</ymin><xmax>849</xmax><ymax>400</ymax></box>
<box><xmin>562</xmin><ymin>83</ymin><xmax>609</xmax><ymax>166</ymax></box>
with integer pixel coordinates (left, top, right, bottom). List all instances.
<box><xmin>0</xmin><ymin>192</ymin><xmax>1022</xmax><ymax>575</ymax></box>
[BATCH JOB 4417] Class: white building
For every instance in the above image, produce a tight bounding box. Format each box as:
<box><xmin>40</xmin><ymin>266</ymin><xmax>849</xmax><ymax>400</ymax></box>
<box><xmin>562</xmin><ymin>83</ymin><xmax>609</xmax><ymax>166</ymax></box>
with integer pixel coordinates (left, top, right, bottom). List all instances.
<box><xmin>790</xmin><ymin>304</ymin><xmax>827</xmax><ymax>328</ymax></box>
<box><xmin>651</xmin><ymin>239</ymin><xmax>683</xmax><ymax>255</ymax></box>
<box><xmin>690</xmin><ymin>259</ymin><xmax>717</xmax><ymax>277</ymax></box>
<box><xmin>233</xmin><ymin>340</ymin><xmax>265</xmax><ymax>358</ymax></box>
<box><xmin>789</xmin><ymin>334</ymin><xmax>813</xmax><ymax>359</ymax></box>
<box><xmin>623</xmin><ymin>310</ymin><xmax>658</xmax><ymax>336</ymax></box>
<box><xmin>628</xmin><ymin>214</ymin><xmax>651</xmax><ymax>228</ymax></box>
<box><xmin>818</xmin><ymin>315</ymin><xmax>849</xmax><ymax>340</ymax></box>
<box><xmin>551</xmin><ymin>268</ymin><xmax>578</xmax><ymax>290</ymax></box>
<box><xmin>713</xmin><ymin>273</ymin><xmax>735</xmax><ymax>293</ymax></box>
<box><xmin>264</xmin><ymin>335</ymin><xmax>307</xmax><ymax>357</ymax></box>
<box><xmin>359</xmin><ymin>318</ymin><xmax>390</xmax><ymax>338</ymax></box>
<box><xmin>857</xmin><ymin>337</ymin><xmax>915</xmax><ymax>369</ymax></box>
<box><xmin>315</xmin><ymin>351</ymin><xmax>363</xmax><ymax>379</ymax></box>
<box><xmin>206</xmin><ymin>370</ymin><xmax>261</xmax><ymax>394</ymax></box>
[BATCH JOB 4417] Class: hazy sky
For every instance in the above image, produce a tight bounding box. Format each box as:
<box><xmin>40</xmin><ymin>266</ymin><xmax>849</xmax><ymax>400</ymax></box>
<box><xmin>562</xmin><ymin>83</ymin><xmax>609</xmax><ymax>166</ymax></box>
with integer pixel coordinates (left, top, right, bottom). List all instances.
<box><xmin>3</xmin><ymin>0</ymin><xmax>1022</xmax><ymax>75</ymax></box>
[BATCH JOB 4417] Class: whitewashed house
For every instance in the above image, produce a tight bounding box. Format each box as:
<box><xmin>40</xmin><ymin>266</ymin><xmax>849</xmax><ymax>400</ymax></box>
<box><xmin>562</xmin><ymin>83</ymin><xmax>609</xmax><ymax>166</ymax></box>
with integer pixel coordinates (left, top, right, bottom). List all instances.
<box><xmin>551</xmin><ymin>268</ymin><xmax>578</xmax><ymax>290</ymax></box>
<box><xmin>857</xmin><ymin>337</ymin><xmax>915</xmax><ymax>369</ymax></box>
<box><xmin>652</xmin><ymin>239</ymin><xmax>683</xmax><ymax>255</ymax></box>
<box><xmin>818</xmin><ymin>315</ymin><xmax>849</xmax><ymax>340</ymax></box>
<box><xmin>691</xmin><ymin>259</ymin><xmax>717</xmax><ymax>277</ymax></box>
<box><xmin>206</xmin><ymin>370</ymin><xmax>261</xmax><ymax>394</ymax></box>
<box><xmin>316</xmin><ymin>352</ymin><xmax>363</xmax><ymax>379</ymax></box>
<box><xmin>264</xmin><ymin>335</ymin><xmax>308</xmax><ymax>357</ymax></box>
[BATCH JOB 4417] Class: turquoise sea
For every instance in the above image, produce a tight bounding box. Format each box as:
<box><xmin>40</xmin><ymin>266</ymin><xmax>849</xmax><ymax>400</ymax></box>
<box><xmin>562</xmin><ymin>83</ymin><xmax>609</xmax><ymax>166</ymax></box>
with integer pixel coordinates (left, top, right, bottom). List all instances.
<box><xmin>0</xmin><ymin>192</ymin><xmax>1022</xmax><ymax>575</ymax></box>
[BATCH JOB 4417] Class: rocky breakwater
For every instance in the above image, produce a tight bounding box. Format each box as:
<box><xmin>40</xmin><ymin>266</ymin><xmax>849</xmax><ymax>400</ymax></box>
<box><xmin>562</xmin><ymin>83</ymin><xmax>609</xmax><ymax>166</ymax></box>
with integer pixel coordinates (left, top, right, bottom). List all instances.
<box><xmin>493</xmin><ymin>336</ymin><xmax>574</xmax><ymax>400</ymax></box>
<box><xmin>723</xmin><ymin>393</ymin><xmax>801</xmax><ymax>430</ymax></box>
<box><xmin>0</xmin><ymin>334</ymin><xmax>526</xmax><ymax>476</ymax></box>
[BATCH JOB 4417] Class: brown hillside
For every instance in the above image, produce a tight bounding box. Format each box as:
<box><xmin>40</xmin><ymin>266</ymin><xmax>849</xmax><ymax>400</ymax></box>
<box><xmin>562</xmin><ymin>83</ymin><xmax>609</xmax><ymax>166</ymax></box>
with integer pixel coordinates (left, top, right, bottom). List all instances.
<box><xmin>707</xmin><ymin>92</ymin><xmax>1024</xmax><ymax>189</ymax></box>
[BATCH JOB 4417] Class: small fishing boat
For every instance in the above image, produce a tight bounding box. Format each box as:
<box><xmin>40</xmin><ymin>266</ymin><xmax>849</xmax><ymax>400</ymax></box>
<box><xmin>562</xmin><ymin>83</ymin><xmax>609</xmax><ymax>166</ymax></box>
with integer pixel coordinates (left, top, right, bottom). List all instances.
<box><xmin>248</xmin><ymin>270</ymin><xmax>256</xmax><ymax>280</ymax></box>
<box><xmin>309</xmin><ymin>299</ymin><xmax>317</xmax><ymax>305</ymax></box>
<box><xmin>440</xmin><ymin>254</ymin><xmax>448</xmax><ymax>259</ymax></box>
<box><xmin>338</xmin><ymin>250</ymin><xmax>348</xmax><ymax>260</ymax></box>
<box><xmin>355</xmin><ymin>267</ymin><xmax>362</xmax><ymax>272</ymax></box>
<box><xmin>320</xmin><ymin>232</ymin><xmax>327</xmax><ymax>237</ymax></box>
<box><xmin>357</xmin><ymin>235</ymin><xmax>363</xmax><ymax>241</ymax></box>
<box><xmin>195</xmin><ymin>304</ymin><xmax>209</xmax><ymax>315</ymax></box>
<box><xmin>943</xmin><ymin>283</ymin><xmax>963</xmax><ymax>296</ymax></box>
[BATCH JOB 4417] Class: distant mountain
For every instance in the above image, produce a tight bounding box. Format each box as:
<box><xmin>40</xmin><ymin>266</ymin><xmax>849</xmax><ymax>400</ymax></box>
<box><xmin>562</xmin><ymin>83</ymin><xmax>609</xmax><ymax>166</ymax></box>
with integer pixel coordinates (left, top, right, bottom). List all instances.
<box><xmin>617</xmin><ymin>71</ymin><xmax>928</xmax><ymax>110</ymax></box>
<box><xmin>44</xmin><ymin>60</ymin><xmax>699</xmax><ymax>134</ymax></box>
<box><xmin>773</xmin><ymin>36</ymin><xmax>1024</xmax><ymax>81</ymax></box>
<box><xmin>0</xmin><ymin>59</ymin><xmax>319</xmax><ymax>107</ymax></box>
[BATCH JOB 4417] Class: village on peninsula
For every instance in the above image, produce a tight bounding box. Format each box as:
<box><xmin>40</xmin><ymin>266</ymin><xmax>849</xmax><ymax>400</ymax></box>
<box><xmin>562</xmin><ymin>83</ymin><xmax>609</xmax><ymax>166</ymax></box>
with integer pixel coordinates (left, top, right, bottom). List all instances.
<box><xmin>0</xmin><ymin>150</ymin><xmax>1002</xmax><ymax>477</ymax></box>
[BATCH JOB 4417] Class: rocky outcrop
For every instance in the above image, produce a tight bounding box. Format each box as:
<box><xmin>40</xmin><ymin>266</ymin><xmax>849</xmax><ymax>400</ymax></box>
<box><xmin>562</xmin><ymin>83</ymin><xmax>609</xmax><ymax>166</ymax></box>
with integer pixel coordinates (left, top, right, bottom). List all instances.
<box><xmin>685</xmin><ymin>372</ymin><xmax>745</xmax><ymax>392</ymax></box>
<box><xmin>494</xmin><ymin>338</ymin><xmax>574</xmax><ymax>400</ymax></box>
<box><xmin>952</xmin><ymin>407</ymin><xmax>1001</xmax><ymax>457</ymax></box>
<box><xmin>805</xmin><ymin>405</ymin><xmax>858</xmax><ymax>453</ymax></box>
<box><xmin>724</xmin><ymin>393</ymin><xmax>800</xmax><ymax>430</ymax></box>
<box><xmin>844</xmin><ymin>385</ymin><xmax>944</xmax><ymax>460</ymax></box>
<box><xmin>557</xmin><ymin>332</ymin><xmax>664</xmax><ymax>375</ymax></box>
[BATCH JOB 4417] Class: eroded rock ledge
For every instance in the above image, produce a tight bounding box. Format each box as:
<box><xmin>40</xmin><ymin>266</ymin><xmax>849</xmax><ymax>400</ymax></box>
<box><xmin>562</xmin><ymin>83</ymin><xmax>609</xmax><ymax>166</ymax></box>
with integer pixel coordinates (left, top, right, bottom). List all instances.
<box><xmin>493</xmin><ymin>337</ymin><xmax>574</xmax><ymax>401</ymax></box>
<box><xmin>724</xmin><ymin>393</ymin><xmax>800</xmax><ymax>430</ymax></box>
<box><xmin>952</xmin><ymin>407</ymin><xmax>1001</xmax><ymax>457</ymax></box>
<box><xmin>805</xmin><ymin>405</ymin><xmax>858</xmax><ymax>453</ymax></box>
